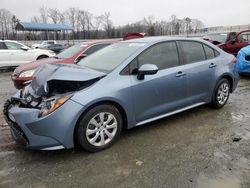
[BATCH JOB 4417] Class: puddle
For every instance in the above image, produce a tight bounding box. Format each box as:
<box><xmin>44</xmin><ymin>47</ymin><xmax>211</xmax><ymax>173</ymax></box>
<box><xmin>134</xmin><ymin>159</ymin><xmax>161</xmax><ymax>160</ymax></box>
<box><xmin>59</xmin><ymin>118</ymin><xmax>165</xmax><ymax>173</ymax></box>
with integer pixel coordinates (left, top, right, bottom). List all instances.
<box><xmin>197</xmin><ymin>149</ymin><xmax>250</xmax><ymax>188</ymax></box>
<box><xmin>0</xmin><ymin>167</ymin><xmax>15</xmax><ymax>177</ymax></box>
<box><xmin>231</xmin><ymin>113</ymin><xmax>249</xmax><ymax>122</ymax></box>
<box><xmin>197</xmin><ymin>175</ymin><xmax>241</xmax><ymax>188</ymax></box>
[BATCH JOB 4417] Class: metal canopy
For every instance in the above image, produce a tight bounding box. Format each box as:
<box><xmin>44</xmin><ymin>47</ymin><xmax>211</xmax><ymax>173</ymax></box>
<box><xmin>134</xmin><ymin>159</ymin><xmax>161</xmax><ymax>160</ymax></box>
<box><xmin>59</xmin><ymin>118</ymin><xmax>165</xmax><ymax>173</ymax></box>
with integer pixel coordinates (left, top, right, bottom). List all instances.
<box><xmin>16</xmin><ymin>22</ymin><xmax>73</xmax><ymax>31</ymax></box>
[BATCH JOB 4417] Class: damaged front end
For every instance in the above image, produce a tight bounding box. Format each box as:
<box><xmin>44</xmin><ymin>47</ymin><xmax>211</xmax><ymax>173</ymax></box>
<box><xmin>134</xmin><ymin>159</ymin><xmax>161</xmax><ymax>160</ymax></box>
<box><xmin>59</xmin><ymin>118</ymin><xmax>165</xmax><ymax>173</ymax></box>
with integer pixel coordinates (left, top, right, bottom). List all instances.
<box><xmin>3</xmin><ymin>63</ymin><xmax>106</xmax><ymax>149</ymax></box>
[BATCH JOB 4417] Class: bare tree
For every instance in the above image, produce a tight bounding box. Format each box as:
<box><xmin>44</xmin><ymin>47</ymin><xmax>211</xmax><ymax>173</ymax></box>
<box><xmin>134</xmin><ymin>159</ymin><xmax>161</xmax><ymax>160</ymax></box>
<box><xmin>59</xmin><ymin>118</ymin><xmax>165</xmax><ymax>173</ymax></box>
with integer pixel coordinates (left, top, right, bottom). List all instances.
<box><xmin>190</xmin><ymin>19</ymin><xmax>204</xmax><ymax>33</ymax></box>
<box><xmin>66</xmin><ymin>8</ymin><xmax>79</xmax><ymax>38</ymax></box>
<box><xmin>85</xmin><ymin>11</ymin><xmax>93</xmax><ymax>38</ymax></box>
<box><xmin>48</xmin><ymin>8</ymin><xmax>60</xmax><ymax>24</ymax></box>
<box><xmin>143</xmin><ymin>16</ymin><xmax>156</xmax><ymax>36</ymax></box>
<box><xmin>58</xmin><ymin>12</ymin><xmax>66</xmax><ymax>24</ymax></box>
<box><xmin>39</xmin><ymin>6</ymin><xmax>48</xmax><ymax>23</ymax></box>
<box><xmin>102</xmin><ymin>12</ymin><xmax>113</xmax><ymax>38</ymax></box>
<box><xmin>92</xmin><ymin>15</ymin><xmax>104</xmax><ymax>38</ymax></box>
<box><xmin>0</xmin><ymin>9</ymin><xmax>13</xmax><ymax>39</ymax></box>
<box><xmin>30</xmin><ymin>16</ymin><xmax>40</xmax><ymax>23</ymax></box>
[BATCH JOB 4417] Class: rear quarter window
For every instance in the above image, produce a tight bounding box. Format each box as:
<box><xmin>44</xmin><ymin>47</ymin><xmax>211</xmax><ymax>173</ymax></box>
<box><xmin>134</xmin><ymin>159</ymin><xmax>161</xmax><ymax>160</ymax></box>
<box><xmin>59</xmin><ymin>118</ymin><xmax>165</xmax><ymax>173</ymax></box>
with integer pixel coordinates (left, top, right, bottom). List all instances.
<box><xmin>0</xmin><ymin>42</ymin><xmax>7</xmax><ymax>49</ymax></box>
<box><xmin>181</xmin><ymin>41</ymin><xmax>206</xmax><ymax>64</ymax></box>
<box><xmin>203</xmin><ymin>44</ymin><xmax>220</xmax><ymax>59</ymax></box>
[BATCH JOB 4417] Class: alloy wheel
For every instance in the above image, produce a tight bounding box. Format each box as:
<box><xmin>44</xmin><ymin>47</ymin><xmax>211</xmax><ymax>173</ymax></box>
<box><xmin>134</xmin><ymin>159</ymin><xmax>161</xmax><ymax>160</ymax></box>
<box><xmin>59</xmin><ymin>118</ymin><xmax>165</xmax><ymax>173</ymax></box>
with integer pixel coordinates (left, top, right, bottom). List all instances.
<box><xmin>86</xmin><ymin>112</ymin><xmax>118</xmax><ymax>147</ymax></box>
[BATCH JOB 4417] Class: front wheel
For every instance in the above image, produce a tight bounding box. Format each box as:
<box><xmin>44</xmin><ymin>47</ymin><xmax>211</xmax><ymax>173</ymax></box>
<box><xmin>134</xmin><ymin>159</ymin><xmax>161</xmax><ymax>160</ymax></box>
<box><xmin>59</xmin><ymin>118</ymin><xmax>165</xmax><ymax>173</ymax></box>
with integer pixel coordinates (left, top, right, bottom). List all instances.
<box><xmin>211</xmin><ymin>78</ymin><xmax>230</xmax><ymax>108</ymax></box>
<box><xmin>36</xmin><ymin>55</ymin><xmax>48</xmax><ymax>60</ymax></box>
<box><xmin>76</xmin><ymin>105</ymin><xmax>122</xmax><ymax>152</ymax></box>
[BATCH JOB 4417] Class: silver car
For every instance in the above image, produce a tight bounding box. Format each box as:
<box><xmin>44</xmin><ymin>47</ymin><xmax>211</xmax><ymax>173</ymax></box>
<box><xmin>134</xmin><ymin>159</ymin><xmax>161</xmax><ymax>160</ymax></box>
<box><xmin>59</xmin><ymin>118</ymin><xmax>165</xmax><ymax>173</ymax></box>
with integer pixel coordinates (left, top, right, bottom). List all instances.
<box><xmin>4</xmin><ymin>37</ymin><xmax>239</xmax><ymax>152</ymax></box>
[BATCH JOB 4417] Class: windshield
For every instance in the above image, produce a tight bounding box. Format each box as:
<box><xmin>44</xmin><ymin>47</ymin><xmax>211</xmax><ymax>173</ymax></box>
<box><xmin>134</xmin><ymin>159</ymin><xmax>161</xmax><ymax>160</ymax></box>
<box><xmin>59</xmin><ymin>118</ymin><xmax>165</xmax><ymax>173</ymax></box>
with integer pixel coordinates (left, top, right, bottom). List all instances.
<box><xmin>56</xmin><ymin>44</ymin><xmax>87</xmax><ymax>59</ymax></box>
<box><xmin>204</xmin><ymin>33</ymin><xmax>228</xmax><ymax>43</ymax></box>
<box><xmin>78</xmin><ymin>42</ymin><xmax>146</xmax><ymax>73</ymax></box>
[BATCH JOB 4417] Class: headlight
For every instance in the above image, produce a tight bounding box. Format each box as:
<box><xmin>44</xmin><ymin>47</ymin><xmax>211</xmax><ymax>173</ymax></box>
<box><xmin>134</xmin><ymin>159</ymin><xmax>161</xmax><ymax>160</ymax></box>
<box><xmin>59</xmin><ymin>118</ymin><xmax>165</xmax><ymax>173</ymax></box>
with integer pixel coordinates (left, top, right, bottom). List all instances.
<box><xmin>19</xmin><ymin>69</ymin><xmax>36</xmax><ymax>78</ymax></box>
<box><xmin>39</xmin><ymin>95</ymin><xmax>72</xmax><ymax>117</ymax></box>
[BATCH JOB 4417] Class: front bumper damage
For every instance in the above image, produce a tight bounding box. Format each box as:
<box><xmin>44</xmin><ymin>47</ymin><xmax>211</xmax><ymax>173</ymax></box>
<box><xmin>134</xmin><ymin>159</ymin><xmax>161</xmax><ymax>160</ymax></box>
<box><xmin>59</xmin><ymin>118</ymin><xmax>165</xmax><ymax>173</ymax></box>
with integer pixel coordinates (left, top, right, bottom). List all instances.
<box><xmin>3</xmin><ymin>92</ymin><xmax>85</xmax><ymax>150</ymax></box>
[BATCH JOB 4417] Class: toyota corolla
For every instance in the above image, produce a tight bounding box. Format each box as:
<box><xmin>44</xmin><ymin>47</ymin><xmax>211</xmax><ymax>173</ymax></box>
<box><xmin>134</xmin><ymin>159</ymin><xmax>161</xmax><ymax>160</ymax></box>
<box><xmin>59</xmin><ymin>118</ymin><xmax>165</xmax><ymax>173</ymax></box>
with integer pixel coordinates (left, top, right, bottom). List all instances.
<box><xmin>4</xmin><ymin>37</ymin><xmax>239</xmax><ymax>152</ymax></box>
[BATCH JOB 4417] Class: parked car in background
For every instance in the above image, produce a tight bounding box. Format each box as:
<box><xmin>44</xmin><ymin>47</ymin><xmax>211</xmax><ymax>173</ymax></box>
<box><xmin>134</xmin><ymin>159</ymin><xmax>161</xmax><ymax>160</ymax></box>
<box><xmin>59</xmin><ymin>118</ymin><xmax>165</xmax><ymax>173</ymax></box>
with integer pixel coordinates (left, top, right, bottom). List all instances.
<box><xmin>12</xmin><ymin>33</ymin><xmax>145</xmax><ymax>89</ymax></box>
<box><xmin>32</xmin><ymin>40</ymin><xmax>57</xmax><ymax>49</ymax></box>
<box><xmin>39</xmin><ymin>42</ymin><xmax>64</xmax><ymax>53</ymax></box>
<box><xmin>236</xmin><ymin>45</ymin><xmax>250</xmax><ymax>76</ymax></box>
<box><xmin>12</xmin><ymin>40</ymin><xmax>118</xmax><ymax>89</ymax></box>
<box><xmin>0</xmin><ymin>40</ymin><xmax>55</xmax><ymax>68</ymax></box>
<box><xmin>203</xmin><ymin>30</ymin><xmax>250</xmax><ymax>56</ymax></box>
<box><xmin>40</xmin><ymin>43</ymin><xmax>64</xmax><ymax>53</ymax></box>
<box><xmin>4</xmin><ymin>37</ymin><xmax>239</xmax><ymax>152</ymax></box>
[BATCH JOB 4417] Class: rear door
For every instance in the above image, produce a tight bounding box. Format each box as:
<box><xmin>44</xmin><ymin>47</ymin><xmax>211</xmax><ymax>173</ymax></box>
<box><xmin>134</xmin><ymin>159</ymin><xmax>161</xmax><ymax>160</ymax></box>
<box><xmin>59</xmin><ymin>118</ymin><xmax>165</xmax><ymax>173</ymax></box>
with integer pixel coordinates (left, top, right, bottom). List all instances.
<box><xmin>128</xmin><ymin>41</ymin><xmax>189</xmax><ymax>123</ymax></box>
<box><xmin>0</xmin><ymin>42</ymin><xmax>10</xmax><ymax>67</ymax></box>
<box><xmin>179</xmin><ymin>41</ymin><xmax>218</xmax><ymax>104</ymax></box>
<box><xmin>5</xmin><ymin>41</ymin><xmax>32</xmax><ymax>66</ymax></box>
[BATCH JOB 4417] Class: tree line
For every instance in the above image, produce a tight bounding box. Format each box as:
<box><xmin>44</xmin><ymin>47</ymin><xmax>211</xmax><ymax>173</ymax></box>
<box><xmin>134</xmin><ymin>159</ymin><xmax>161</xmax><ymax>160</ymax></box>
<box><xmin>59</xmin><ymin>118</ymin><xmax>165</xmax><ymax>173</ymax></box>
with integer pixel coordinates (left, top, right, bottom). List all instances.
<box><xmin>0</xmin><ymin>7</ymin><xmax>205</xmax><ymax>40</ymax></box>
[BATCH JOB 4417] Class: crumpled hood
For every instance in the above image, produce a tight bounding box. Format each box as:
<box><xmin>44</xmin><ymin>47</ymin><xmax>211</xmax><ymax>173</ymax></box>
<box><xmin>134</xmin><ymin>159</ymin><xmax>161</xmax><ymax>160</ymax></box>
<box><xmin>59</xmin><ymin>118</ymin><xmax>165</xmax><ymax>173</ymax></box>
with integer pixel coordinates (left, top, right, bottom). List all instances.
<box><xmin>28</xmin><ymin>63</ymin><xmax>106</xmax><ymax>97</ymax></box>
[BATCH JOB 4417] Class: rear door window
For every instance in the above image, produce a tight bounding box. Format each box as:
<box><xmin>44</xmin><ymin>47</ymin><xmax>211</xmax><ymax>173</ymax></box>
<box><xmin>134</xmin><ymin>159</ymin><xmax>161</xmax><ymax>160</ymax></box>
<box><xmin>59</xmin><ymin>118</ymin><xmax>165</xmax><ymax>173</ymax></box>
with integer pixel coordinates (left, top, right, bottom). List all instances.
<box><xmin>180</xmin><ymin>41</ymin><xmax>206</xmax><ymax>64</ymax></box>
<box><xmin>5</xmin><ymin>42</ymin><xmax>23</xmax><ymax>50</ymax></box>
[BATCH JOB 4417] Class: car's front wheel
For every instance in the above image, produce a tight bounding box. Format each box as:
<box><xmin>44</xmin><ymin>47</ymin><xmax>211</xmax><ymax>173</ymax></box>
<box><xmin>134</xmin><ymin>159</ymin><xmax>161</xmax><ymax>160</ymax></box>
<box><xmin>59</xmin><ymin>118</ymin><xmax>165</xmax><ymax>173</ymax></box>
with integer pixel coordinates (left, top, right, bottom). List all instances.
<box><xmin>76</xmin><ymin>104</ymin><xmax>122</xmax><ymax>152</ymax></box>
<box><xmin>211</xmin><ymin>78</ymin><xmax>230</xmax><ymax>108</ymax></box>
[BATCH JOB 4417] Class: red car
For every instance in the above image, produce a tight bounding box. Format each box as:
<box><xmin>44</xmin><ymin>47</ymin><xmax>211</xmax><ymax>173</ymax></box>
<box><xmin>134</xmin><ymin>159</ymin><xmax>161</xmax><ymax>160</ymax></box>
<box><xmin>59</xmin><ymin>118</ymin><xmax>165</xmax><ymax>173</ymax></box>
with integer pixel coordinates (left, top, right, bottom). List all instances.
<box><xmin>11</xmin><ymin>40</ymin><xmax>116</xmax><ymax>89</ymax></box>
<box><xmin>12</xmin><ymin>33</ymin><xmax>145</xmax><ymax>89</ymax></box>
<box><xmin>203</xmin><ymin>30</ymin><xmax>250</xmax><ymax>56</ymax></box>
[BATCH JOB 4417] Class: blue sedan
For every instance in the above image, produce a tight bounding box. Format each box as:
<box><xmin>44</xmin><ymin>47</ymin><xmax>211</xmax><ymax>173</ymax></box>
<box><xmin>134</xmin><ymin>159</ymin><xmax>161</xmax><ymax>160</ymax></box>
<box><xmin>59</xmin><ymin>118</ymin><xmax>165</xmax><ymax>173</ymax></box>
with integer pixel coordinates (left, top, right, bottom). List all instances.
<box><xmin>4</xmin><ymin>37</ymin><xmax>239</xmax><ymax>152</ymax></box>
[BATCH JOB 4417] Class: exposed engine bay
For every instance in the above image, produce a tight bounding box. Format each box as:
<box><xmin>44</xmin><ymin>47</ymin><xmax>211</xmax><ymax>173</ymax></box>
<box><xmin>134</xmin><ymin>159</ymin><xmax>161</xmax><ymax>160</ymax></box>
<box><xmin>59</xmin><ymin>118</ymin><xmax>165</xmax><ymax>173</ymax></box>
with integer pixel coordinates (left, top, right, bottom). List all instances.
<box><xmin>4</xmin><ymin>63</ymin><xmax>106</xmax><ymax>118</ymax></box>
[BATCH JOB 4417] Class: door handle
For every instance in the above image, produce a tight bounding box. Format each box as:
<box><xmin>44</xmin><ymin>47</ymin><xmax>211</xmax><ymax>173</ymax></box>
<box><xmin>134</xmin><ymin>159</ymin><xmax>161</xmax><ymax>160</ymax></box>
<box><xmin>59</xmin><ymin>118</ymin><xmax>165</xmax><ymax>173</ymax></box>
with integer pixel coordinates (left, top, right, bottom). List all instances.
<box><xmin>209</xmin><ymin>63</ymin><xmax>216</xmax><ymax>68</ymax></box>
<box><xmin>175</xmin><ymin>71</ymin><xmax>186</xmax><ymax>77</ymax></box>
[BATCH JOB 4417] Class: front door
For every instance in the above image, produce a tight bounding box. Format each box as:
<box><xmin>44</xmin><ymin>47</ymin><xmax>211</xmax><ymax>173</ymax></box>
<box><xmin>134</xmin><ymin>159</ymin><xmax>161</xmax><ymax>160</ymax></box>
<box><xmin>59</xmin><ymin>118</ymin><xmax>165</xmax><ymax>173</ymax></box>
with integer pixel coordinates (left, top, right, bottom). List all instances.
<box><xmin>129</xmin><ymin>41</ymin><xmax>189</xmax><ymax>123</ymax></box>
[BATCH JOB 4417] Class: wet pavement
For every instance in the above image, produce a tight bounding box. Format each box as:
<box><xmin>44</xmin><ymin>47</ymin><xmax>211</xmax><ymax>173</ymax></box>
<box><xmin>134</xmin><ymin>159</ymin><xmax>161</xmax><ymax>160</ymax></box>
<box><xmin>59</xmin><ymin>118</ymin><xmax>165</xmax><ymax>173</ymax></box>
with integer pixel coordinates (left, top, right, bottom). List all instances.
<box><xmin>0</xmin><ymin>71</ymin><xmax>249</xmax><ymax>188</ymax></box>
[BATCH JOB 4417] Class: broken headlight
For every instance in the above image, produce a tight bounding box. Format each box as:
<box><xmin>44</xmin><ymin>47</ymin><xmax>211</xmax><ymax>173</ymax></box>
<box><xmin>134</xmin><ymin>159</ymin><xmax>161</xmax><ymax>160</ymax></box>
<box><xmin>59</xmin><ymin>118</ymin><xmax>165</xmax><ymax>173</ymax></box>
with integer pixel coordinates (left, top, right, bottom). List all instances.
<box><xmin>39</xmin><ymin>95</ymin><xmax>72</xmax><ymax>117</ymax></box>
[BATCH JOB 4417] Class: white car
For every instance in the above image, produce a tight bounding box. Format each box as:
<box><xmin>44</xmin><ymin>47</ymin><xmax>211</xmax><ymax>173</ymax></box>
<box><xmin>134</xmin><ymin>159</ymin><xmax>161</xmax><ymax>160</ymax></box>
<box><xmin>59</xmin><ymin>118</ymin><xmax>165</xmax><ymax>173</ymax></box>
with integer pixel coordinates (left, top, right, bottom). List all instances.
<box><xmin>0</xmin><ymin>40</ymin><xmax>56</xmax><ymax>68</ymax></box>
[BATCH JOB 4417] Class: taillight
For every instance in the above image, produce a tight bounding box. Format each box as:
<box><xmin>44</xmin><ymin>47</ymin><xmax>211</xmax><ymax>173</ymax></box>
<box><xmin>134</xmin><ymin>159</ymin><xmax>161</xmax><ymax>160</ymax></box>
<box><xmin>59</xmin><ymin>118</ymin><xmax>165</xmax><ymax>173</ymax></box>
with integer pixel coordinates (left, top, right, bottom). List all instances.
<box><xmin>232</xmin><ymin>57</ymin><xmax>237</xmax><ymax>64</ymax></box>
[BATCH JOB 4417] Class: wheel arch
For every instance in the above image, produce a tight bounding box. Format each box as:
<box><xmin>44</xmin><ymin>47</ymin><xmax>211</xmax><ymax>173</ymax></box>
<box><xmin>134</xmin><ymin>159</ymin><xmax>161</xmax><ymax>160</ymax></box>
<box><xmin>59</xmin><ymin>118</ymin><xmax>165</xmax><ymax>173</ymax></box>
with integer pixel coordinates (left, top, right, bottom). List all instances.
<box><xmin>218</xmin><ymin>73</ymin><xmax>234</xmax><ymax>93</ymax></box>
<box><xmin>36</xmin><ymin>54</ymin><xmax>49</xmax><ymax>60</ymax></box>
<box><xmin>73</xmin><ymin>100</ymin><xmax>128</xmax><ymax>146</ymax></box>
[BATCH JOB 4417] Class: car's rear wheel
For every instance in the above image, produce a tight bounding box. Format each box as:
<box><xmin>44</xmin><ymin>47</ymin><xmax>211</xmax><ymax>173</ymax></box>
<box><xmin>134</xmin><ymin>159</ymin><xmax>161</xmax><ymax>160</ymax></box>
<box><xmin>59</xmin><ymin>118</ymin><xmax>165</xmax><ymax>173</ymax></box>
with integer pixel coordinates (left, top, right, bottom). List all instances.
<box><xmin>37</xmin><ymin>55</ymin><xmax>48</xmax><ymax>60</ymax></box>
<box><xmin>76</xmin><ymin>105</ymin><xmax>122</xmax><ymax>152</ymax></box>
<box><xmin>211</xmin><ymin>78</ymin><xmax>230</xmax><ymax>108</ymax></box>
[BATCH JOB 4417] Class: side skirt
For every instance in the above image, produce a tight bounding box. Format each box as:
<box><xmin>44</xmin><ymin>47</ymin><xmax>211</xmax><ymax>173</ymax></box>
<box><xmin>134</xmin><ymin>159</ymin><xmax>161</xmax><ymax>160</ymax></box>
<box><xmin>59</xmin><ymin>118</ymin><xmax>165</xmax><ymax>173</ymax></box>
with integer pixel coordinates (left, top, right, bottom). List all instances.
<box><xmin>136</xmin><ymin>102</ymin><xmax>206</xmax><ymax>126</ymax></box>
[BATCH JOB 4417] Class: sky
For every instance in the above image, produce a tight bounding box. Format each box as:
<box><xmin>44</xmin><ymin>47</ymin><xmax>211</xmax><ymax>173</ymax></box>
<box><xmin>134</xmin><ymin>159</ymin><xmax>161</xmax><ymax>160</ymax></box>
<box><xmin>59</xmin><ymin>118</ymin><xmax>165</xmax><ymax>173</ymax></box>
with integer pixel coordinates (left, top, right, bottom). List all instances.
<box><xmin>2</xmin><ymin>0</ymin><xmax>250</xmax><ymax>27</ymax></box>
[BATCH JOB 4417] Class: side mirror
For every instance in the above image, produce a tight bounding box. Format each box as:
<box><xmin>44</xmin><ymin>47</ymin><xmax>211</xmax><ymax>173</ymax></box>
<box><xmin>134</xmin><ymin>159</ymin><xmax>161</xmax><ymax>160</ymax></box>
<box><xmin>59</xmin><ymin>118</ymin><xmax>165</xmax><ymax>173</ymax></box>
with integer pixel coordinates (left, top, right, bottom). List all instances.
<box><xmin>21</xmin><ymin>46</ymin><xmax>29</xmax><ymax>51</ymax></box>
<box><xmin>137</xmin><ymin>64</ymin><xmax>158</xmax><ymax>80</ymax></box>
<box><xmin>74</xmin><ymin>54</ymin><xmax>87</xmax><ymax>63</ymax></box>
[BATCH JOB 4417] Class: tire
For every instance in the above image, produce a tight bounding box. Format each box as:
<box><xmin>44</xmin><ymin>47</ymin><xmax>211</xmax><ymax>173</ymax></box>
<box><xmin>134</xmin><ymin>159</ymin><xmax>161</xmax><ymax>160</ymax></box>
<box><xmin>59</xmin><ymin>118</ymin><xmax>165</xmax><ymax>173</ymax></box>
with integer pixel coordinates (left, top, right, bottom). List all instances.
<box><xmin>76</xmin><ymin>104</ymin><xmax>122</xmax><ymax>152</ymax></box>
<box><xmin>211</xmin><ymin>78</ymin><xmax>230</xmax><ymax>109</ymax></box>
<box><xmin>37</xmin><ymin>55</ymin><xmax>48</xmax><ymax>60</ymax></box>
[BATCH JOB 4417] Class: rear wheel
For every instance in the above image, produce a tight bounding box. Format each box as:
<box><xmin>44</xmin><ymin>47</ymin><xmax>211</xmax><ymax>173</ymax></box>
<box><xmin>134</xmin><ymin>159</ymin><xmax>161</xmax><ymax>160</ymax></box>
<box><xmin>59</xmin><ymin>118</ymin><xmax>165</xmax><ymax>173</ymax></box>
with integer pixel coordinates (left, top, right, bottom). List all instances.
<box><xmin>76</xmin><ymin>105</ymin><xmax>122</xmax><ymax>152</ymax></box>
<box><xmin>37</xmin><ymin>55</ymin><xmax>48</xmax><ymax>60</ymax></box>
<box><xmin>211</xmin><ymin>78</ymin><xmax>230</xmax><ymax>108</ymax></box>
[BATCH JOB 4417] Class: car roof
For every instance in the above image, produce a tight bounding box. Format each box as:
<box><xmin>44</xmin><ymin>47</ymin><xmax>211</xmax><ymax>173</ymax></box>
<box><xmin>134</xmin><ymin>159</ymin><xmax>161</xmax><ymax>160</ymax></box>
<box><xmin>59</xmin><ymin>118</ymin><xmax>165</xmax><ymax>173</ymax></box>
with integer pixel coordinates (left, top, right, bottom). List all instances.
<box><xmin>120</xmin><ymin>36</ymin><xmax>204</xmax><ymax>44</ymax></box>
<box><xmin>1</xmin><ymin>40</ymin><xmax>19</xmax><ymax>43</ymax></box>
<box><xmin>78</xmin><ymin>39</ymin><xmax>120</xmax><ymax>47</ymax></box>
